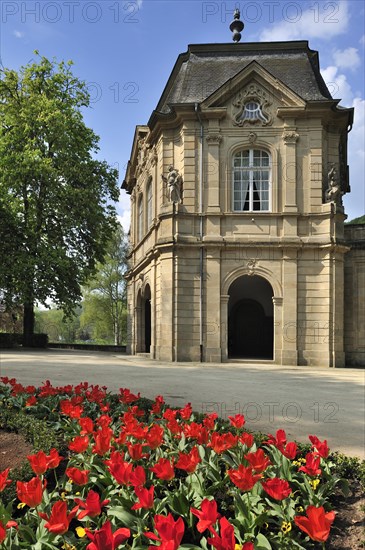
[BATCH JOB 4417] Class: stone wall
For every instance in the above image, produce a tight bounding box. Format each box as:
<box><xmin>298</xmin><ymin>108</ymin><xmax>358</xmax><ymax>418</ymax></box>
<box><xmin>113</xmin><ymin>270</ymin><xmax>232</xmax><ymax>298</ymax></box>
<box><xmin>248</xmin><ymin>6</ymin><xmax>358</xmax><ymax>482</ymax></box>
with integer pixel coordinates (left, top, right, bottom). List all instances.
<box><xmin>344</xmin><ymin>224</ymin><xmax>365</xmax><ymax>366</ymax></box>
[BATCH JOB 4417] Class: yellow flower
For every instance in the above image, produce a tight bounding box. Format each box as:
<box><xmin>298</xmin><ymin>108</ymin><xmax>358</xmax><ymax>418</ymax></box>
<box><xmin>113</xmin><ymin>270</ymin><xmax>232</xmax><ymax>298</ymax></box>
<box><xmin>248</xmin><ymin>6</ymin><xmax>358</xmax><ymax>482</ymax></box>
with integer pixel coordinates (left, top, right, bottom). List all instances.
<box><xmin>235</xmin><ymin>545</ymin><xmax>242</xmax><ymax>550</ymax></box>
<box><xmin>76</xmin><ymin>526</ymin><xmax>86</xmax><ymax>538</ymax></box>
<box><xmin>61</xmin><ymin>545</ymin><xmax>76</xmax><ymax>550</ymax></box>
<box><xmin>281</xmin><ymin>521</ymin><xmax>292</xmax><ymax>534</ymax></box>
<box><xmin>309</xmin><ymin>479</ymin><xmax>320</xmax><ymax>490</ymax></box>
<box><xmin>17</xmin><ymin>502</ymin><xmax>26</xmax><ymax>509</ymax></box>
<box><xmin>296</xmin><ymin>505</ymin><xmax>304</xmax><ymax>513</ymax></box>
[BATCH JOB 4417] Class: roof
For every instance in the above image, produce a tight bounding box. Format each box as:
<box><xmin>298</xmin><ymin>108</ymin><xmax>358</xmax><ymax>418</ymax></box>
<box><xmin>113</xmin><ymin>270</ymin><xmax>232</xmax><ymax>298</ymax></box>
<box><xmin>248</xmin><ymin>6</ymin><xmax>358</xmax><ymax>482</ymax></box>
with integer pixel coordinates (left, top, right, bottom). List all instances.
<box><xmin>154</xmin><ymin>41</ymin><xmax>332</xmax><ymax>116</ymax></box>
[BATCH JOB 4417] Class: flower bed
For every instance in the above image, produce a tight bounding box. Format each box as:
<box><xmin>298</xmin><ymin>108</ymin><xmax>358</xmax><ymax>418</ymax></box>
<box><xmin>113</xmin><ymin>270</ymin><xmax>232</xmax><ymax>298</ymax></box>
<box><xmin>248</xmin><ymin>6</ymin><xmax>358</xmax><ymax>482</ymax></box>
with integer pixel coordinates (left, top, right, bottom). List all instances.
<box><xmin>0</xmin><ymin>378</ymin><xmax>348</xmax><ymax>549</ymax></box>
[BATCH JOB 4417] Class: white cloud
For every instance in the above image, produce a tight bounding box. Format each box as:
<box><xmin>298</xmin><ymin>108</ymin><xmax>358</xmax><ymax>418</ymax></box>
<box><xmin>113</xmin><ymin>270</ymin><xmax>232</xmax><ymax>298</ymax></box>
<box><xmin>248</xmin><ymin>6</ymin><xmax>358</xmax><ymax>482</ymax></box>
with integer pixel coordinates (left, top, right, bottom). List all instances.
<box><xmin>333</xmin><ymin>47</ymin><xmax>361</xmax><ymax>71</ymax></box>
<box><xmin>259</xmin><ymin>1</ymin><xmax>349</xmax><ymax>42</ymax></box>
<box><xmin>13</xmin><ymin>30</ymin><xmax>25</xmax><ymax>38</ymax></box>
<box><xmin>321</xmin><ymin>66</ymin><xmax>354</xmax><ymax>105</ymax></box>
<box><xmin>118</xmin><ymin>189</ymin><xmax>131</xmax><ymax>233</ymax></box>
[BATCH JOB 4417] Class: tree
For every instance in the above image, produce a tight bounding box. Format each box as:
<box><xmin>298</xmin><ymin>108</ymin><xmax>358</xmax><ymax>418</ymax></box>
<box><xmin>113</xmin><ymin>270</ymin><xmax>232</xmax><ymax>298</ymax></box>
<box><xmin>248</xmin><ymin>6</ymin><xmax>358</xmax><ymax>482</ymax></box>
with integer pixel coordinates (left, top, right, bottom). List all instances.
<box><xmin>0</xmin><ymin>54</ymin><xmax>119</xmax><ymax>345</ymax></box>
<box><xmin>80</xmin><ymin>225</ymin><xmax>129</xmax><ymax>345</ymax></box>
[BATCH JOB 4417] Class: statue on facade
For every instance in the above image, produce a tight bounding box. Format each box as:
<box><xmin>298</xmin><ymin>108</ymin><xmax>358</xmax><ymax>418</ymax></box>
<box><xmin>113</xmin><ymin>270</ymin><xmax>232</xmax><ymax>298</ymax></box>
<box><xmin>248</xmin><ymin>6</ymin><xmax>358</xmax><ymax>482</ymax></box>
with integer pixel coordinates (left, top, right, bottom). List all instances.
<box><xmin>325</xmin><ymin>164</ymin><xmax>343</xmax><ymax>206</ymax></box>
<box><xmin>162</xmin><ymin>165</ymin><xmax>183</xmax><ymax>204</ymax></box>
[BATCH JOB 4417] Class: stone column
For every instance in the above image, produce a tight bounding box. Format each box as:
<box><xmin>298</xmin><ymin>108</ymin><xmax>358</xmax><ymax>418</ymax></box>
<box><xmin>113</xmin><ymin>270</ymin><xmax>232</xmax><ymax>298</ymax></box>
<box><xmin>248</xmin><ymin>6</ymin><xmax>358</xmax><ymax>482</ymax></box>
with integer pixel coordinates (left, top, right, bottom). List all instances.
<box><xmin>272</xmin><ymin>296</ymin><xmax>283</xmax><ymax>364</ymax></box>
<box><xmin>282</xmin><ymin>129</ymin><xmax>299</xmax><ymax>212</ymax></box>
<box><xmin>281</xmin><ymin>249</ymin><xmax>298</xmax><ymax>365</ymax></box>
<box><xmin>220</xmin><ymin>294</ymin><xmax>230</xmax><ymax>361</ymax></box>
<box><xmin>205</xmin><ymin>247</ymin><xmax>222</xmax><ymax>362</ymax></box>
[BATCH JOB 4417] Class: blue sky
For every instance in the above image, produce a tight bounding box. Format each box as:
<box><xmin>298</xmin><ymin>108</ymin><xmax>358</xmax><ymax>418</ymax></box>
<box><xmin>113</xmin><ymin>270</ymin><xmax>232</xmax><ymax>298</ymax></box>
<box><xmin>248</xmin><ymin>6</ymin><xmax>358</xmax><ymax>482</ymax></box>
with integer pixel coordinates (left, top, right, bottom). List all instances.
<box><xmin>1</xmin><ymin>0</ymin><xmax>364</xmax><ymax>228</ymax></box>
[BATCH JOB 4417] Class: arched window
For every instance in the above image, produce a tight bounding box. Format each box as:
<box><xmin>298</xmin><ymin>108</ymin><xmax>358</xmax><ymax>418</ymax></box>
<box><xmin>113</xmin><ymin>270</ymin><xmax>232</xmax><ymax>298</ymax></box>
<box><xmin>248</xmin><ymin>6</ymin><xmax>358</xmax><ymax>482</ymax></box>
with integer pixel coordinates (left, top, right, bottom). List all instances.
<box><xmin>137</xmin><ymin>195</ymin><xmax>143</xmax><ymax>241</ymax></box>
<box><xmin>233</xmin><ymin>149</ymin><xmax>271</xmax><ymax>211</ymax></box>
<box><xmin>146</xmin><ymin>178</ymin><xmax>153</xmax><ymax>228</ymax></box>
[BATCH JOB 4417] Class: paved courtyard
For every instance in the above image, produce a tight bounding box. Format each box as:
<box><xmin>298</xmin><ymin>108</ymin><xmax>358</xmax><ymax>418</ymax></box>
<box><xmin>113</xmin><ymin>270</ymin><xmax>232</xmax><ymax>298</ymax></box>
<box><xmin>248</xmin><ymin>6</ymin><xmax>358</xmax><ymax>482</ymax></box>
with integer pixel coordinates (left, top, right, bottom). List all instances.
<box><xmin>0</xmin><ymin>349</ymin><xmax>364</xmax><ymax>458</ymax></box>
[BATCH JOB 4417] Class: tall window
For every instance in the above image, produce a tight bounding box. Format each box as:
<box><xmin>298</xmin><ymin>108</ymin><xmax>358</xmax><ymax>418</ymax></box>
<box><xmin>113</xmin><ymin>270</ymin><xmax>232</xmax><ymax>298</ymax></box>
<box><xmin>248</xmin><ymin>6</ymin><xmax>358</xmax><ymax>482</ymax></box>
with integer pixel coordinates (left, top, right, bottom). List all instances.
<box><xmin>137</xmin><ymin>195</ymin><xmax>143</xmax><ymax>241</ymax></box>
<box><xmin>147</xmin><ymin>178</ymin><xmax>153</xmax><ymax>228</ymax></box>
<box><xmin>233</xmin><ymin>149</ymin><xmax>271</xmax><ymax>211</ymax></box>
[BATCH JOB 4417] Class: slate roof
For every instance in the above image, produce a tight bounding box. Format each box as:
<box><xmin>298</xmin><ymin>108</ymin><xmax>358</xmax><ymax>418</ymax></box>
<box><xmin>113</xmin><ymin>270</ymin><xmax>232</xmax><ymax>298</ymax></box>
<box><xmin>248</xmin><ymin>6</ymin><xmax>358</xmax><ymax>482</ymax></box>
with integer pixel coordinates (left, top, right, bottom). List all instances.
<box><xmin>155</xmin><ymin>41</ymin><xmax>332</xmax><ymax>115</ymax></box>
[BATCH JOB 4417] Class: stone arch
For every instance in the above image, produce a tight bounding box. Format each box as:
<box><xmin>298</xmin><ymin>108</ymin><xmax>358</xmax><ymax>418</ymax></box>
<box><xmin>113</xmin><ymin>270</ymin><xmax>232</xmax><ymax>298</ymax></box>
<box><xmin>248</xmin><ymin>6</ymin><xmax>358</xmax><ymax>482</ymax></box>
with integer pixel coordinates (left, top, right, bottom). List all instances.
<box><xmin>221</xmin><ymin>267</ymin><xmax>282</xmax><ymax>361</ymax></box>
<box><xmin>135</xmin><ymin>281</ymin><xmax>152</xmax><ymax>354</ymax></box>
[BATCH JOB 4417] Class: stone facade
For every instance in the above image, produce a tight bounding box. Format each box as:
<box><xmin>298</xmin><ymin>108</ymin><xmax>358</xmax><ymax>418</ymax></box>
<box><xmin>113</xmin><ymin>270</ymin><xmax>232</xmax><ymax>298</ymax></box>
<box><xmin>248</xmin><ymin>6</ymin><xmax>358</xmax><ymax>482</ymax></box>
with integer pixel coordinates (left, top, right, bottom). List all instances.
<box><xmin>122</xmin><ymin>41</ymin><xmax>362</xmax><ymax>367</ymax></box>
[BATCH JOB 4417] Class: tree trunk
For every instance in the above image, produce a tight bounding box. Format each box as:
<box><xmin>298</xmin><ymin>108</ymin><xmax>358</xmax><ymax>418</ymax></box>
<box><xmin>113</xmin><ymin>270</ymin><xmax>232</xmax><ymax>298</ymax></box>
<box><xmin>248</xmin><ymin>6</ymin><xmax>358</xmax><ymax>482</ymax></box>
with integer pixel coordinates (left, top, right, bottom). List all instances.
<box><xmin>23</xmin><ymin>302</ymin><xmax>35</xmax><ymax>346</ymax></box>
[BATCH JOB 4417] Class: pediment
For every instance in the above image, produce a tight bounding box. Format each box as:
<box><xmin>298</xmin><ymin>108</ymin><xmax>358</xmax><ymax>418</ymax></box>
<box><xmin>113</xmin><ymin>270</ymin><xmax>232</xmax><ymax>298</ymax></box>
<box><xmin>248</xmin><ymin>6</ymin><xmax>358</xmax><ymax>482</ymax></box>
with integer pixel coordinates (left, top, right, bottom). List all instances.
<box><xmin>201</xmin><ymin>61</ymin><xmax>306</xmax><ymax>126</ymax></box>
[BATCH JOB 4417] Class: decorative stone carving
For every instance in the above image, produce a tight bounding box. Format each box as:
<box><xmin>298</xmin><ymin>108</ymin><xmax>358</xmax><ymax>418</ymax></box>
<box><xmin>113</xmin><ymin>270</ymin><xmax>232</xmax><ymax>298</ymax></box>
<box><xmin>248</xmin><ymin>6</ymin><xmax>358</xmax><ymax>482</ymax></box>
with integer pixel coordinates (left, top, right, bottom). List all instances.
<box><xmin>137</xmin><ymin>137</ymin><xmax>149</xmax><ymax>166</ymax></box>
<box><xmin>247</xmin><ymin>259</ymin><xmax>257</xmax><ymax>276</ymax></box>
<box><xmin>325</xmin><ymin>163</ymin><xmax>343</xmax><ymax>206</ymax></box>
<box><xmin>206</xmin><ymin>133</ymin><xmax>223</xmax><ymax>144</ymax></box>
<box><xmin>248</xmin><ymin>132</ymin><xmax>257</xmax><ymax>144</ymax></box>
<box><xmin>162</xmin><ymin>166</ymin><xmax>183</xmax><ymax>204</ymax></box>
<box><xmin>282</xmin><ymin>131</ymin><xmax>299</xmax><ymax>144</ymax></box>
<box><xmin>232</xmin><ymin>84</ymin><xmax>272</xmax><ymax>127</ymax></box>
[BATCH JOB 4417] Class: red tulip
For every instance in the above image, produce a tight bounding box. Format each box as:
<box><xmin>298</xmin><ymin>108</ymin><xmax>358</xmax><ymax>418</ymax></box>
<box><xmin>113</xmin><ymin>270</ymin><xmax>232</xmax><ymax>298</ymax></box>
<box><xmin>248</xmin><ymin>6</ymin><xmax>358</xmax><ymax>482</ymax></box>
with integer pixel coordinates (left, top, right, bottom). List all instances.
<box><xmin>68</xmin><ymin>435</ymin><xmax>89</xmax><ymax>453</ymax></box>
<box><xmin>175</xmin><ymin>447</ymin><xmax>201</xmax><ymax>473</ymax></box>
<box><xmin>261</xmin><ymin>477</ymin><xmax>292</xmax><ymax>500</ymax></box>
<box><xmin>239</xmin><ymin>432</ymin><xmax>254</xmax><ymax>448</ymax></box>
<box><xmin>209</xmin><ymin>432</ymin><xmax>238</xmax><ymax>454</ymax></box>
<box><xmin>17</xmin><ymin>477</ymin><xmax>46</xmax><ymax>507</ymax></box>
<box><xmin>150</xmin><ymin>458</ymin><xmax>175</xmax><ymax>481</ymax></box>
<box><xmin>27</xmin><ymin>450</ymin><xmax>48</xmax><ymax>475</ymax></box>
<box><xmin>299</xmin><ymin>453</ymin><xmax>322</xmax><ymax>477</ymax></box>
<box><xmin>0</xmin><ymin>468</ymin><xmax>12</xmax><ymax>492</ymax></box>
<box><xmin>228</xmin><ymin>413</ymin><xmax>245</xmax><ymax>429</ymax></box>
<box><xmin>107</xmin><ymin>460</ymin><xmax>133</xmax><ymax>485</ymax></box>
<box><xmin>191</xmin><ymin>498</ymin><xmax>221</xmax><ymax>533</ymax></box>
<box><xmin>207</xmin><ymin>517</ymin><xmax>236</xmax><ymax>550</ymax></box>
<box><xmin>129</xmin><ymin>465</ymin><xmax>146</xmax><ymax>487</ymax></box>
<box><xmin>179</xmin><ymin>403</ymin><xmax>192</xmax><ymax>420</ymax></box>
<box><xmin>79</xmin><ymin>417</ymin><xmax>94</xmax><ymax>434</ymax></box>
<box><xmin>38</xmin><ymin>500</ymin><xmax>78</xmax><ymax>535</ymax></box>
<box><xmin>75</xmin><ymin>489</ymin><xmax>110</xmax><ymax>519</ymax></box>
<box><xmin>85</xmin><ymin>520</ymin><xmax>130</xmax><ymax>550</ymax></box>
<box><xmin>244</xmin><ymin>448</ymin><xmax>271</xmax><ymax>473</ymax></box>
<box><xmin>46</xmin><ymin>448</ymin><xmax>63</xmax><ymax>469</ymax></box>
<box><xmin>66</xmin><ymin>467</ymin><xmax>90</xmax><ymax>486</ymax></box>
<box><xmin>131</xmin><ymin>485</ymin><xmax>154</xmax><ymax>510</ymax></box>
<box><xmin>228</xmin><ymin>465</ymin><xmax>262</xmax><ymax>491</ymax></box>
<box><xmin>145</xmin><ymin>424</ymin><xmax>164</xmax><ymax>449</ymax></box>
<box><xmin>294</xmin><ymin>505</ymin><xmax>335</xmax><ymax>542</ymax></box>
<box><xmin>203</xmin><ymin>412</ymin><xmax>218</xmax><ymax>431</ymax></box>
<box><xmin>309</xmin><ymin>435</ymin><xmax>330</xmax><ymax>458</ymax></box>
<box><xmin>281</xmin><ymin>441</ymin><xmax>298</xmax><ymax>460</ymax></box>
<box><xmin>145</xmin><ymin>513</ymin><xmax>185</xmax><ymax>550</ymax></box>
<box><xmin>92</xmin><ymin>426</ymin><xmax>113</xmax><ymax>455</ymax></box>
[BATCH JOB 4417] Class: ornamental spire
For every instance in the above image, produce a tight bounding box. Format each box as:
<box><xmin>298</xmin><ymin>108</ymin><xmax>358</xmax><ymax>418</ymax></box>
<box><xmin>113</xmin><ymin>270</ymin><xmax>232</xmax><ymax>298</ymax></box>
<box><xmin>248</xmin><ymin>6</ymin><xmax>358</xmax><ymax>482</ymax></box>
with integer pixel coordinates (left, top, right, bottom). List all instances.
<box><xmin>229</xmin><ymin>9</ymin><xmax>244</xmax><ymax>42</ymax></box>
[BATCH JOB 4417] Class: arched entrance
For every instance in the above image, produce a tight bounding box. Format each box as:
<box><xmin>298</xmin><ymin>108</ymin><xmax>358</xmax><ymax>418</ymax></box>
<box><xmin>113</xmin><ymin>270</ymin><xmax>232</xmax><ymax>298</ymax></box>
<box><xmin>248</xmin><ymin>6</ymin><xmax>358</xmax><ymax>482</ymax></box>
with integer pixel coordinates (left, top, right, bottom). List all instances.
<box><xmin>135</xmin><ymin>284</ymin><xmax>152</xmax><ymax>354</ymax></box>
<box><xmin>228</xmin><ymin>275</ymin><xmax>273</xmax><ymax>359</ymax></box>
<box><xmin>144</xmin><ymin>284</ymin><xmax>151</xmax><ymax>353</ymax></box>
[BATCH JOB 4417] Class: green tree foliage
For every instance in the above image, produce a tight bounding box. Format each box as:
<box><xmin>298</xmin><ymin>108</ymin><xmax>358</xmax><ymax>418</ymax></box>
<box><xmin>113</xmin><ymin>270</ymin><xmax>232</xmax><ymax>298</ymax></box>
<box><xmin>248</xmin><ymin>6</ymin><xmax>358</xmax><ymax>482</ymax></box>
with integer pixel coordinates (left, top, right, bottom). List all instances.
<box><xmin>80</xmin><ymin>225</ymin><xmax>129</xmax><ymax>345</ymax></box>
<box><xmin>35</xmin><ymin>307</ymin><xmax>81</xmax><ymax>343</ymax></box>
<box><xmin>0</xmin><ymin>54</ymin><xmax>119</xmax><ymax>345</ymax></box>
<box><xmin>346</xmin><ymin>215</ymin><xmax>365</xmax><ymax>224</ymax></box>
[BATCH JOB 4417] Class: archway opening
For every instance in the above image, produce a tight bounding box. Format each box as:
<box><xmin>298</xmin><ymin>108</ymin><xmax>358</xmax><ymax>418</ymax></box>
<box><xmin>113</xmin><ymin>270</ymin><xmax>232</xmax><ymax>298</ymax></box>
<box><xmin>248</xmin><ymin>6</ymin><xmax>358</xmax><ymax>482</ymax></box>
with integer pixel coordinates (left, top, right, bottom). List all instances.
<box><xmin>228</xmin><ymin>275</ymin><xmax>273</xmax><ymax>359</ymax></box>
<box><xmin>144</xmin><ymin>285</ymin><xmax>151</xmax><ymax>353</ymax></box>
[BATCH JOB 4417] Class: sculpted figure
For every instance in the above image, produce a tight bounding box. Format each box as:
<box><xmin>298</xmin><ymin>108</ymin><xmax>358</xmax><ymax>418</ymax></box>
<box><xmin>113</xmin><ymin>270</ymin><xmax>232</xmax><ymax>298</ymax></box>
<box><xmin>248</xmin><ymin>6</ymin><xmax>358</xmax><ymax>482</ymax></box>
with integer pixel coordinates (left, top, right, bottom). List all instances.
<box><xmin>325</xmin><ymin>165</ymin><xmax>343</xmax><ymax>205</ymax></box>
<box><xmin>162</xmin><ymin>165</ymin><xmax>182</xmax><ymax>204</ymax></box>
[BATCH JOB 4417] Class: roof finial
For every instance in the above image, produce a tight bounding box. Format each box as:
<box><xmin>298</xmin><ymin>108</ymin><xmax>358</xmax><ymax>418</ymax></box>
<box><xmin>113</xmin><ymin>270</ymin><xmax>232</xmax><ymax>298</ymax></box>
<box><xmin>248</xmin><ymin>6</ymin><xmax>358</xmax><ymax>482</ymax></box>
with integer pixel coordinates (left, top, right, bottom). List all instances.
<box><xmin>229</xmin><ymin>9</ymin><xmax>244</xmax><ymax>42</ymax></box>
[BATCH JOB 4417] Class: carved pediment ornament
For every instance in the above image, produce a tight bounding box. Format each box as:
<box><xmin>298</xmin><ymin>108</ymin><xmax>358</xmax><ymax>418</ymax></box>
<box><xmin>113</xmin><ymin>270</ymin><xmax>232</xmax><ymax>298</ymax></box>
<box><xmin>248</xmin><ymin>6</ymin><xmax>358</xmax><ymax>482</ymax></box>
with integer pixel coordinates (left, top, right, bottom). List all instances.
<box><xmin>282</xmin><ymin>131</ymin><xmax>299</xmax><ymax>144</ymax></box>
<box><xmin>232</xmin><ymin>84</ymin><xmax>273</xmax><ymax>127</ymax></box>
<box><xmin>206</xmin><ymin>133</ymin><xmax>223</xmax><ymax>144</ymax></box>
<box><xmin>248</xmin><ymin>132</ymin><xmax>257</xmax><ymax>144</ymax></box>
<box><xmin>325</xmin><ymin>163</ymin><xmax>343</xmax><ymax>206</ymax></box>
<box><xmin>247</xmin><ymin>259</ymin><xmax>257</xmax><ymax>276</ymax></box>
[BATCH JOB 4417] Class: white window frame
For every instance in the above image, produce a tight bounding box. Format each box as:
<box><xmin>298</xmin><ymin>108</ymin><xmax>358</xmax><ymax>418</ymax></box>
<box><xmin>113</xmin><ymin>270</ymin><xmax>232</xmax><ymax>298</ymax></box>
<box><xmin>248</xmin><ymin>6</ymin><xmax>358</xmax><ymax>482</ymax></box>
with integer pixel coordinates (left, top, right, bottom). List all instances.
<box><xmin>232</xmin><ymin>149</ymin><xmax>271</xmax><ymax>212</ymax></box>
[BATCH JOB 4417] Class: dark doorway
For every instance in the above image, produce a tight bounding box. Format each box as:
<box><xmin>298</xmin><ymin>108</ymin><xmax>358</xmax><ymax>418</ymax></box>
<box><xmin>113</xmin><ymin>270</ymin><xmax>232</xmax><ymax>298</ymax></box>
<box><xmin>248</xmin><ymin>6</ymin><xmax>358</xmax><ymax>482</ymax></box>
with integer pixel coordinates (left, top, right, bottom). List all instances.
<box><xmin>144</xmin><ymin>284</ymin><xmax>151</xmax><ymax>353</ymax></box>
<box><xmin>144</xmin><ymin>298</ymin><xmax>151</xmax><ymax>353</ymax></box>
<box><xmin>228</xmin><ymin>275</ymin><xmax>273</xmax><ymax>359</ymax></box>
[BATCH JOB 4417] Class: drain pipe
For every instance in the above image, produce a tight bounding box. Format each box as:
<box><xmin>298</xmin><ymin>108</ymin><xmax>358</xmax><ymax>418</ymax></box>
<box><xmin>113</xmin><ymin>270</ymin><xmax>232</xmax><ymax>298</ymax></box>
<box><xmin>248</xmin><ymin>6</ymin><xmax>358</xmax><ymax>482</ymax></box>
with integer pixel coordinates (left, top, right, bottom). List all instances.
<box><xmin>195</xmin><ymin>103</ymin><xmax>204</xmax><ymax>362</ymax></box>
